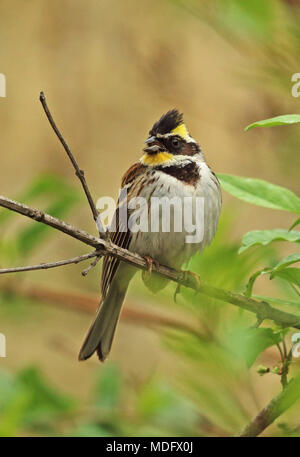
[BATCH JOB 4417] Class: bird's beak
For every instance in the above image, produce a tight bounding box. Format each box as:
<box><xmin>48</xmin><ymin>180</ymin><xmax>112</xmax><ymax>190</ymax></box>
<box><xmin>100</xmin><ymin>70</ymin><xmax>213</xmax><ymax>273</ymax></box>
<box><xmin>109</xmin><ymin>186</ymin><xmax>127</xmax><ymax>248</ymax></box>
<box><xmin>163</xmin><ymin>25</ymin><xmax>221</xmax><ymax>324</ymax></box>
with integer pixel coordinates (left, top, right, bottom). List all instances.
<box><xmin>143</xmin><ymin>136</ymin><xmax>163</xmax><ymax>155</ymax></box>
<box><xmin>143</xmin><ymin>144</ymin><xmax>160</xmax><ymax>154</ymax></box>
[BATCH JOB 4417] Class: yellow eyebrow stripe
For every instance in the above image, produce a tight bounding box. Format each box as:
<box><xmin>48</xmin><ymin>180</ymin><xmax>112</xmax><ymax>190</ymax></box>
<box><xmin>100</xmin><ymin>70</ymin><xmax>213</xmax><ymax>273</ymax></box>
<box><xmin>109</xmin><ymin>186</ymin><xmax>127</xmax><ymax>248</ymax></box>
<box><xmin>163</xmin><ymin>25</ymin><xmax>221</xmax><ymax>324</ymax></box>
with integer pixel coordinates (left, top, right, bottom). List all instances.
<box><xmin>171</xmin><ymin>123</ymin><xmax>189</xmax><ymax>139</ymax></box>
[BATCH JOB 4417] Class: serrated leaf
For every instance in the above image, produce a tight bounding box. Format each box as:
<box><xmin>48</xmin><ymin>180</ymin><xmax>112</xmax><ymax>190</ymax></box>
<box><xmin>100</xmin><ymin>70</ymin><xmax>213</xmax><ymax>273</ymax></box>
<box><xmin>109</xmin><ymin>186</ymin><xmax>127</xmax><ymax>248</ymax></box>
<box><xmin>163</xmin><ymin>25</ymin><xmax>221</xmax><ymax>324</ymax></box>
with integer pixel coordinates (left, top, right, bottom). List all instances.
<box><xmin>239</xmin><ymin>229</ymin><xmax>300</xmax><ymax>254</ymax></box>
<box><xmin>217</xmin><ymin>174</ymin><xmax>300</xmax><ymax>214</ymax></box>
<box><xmin>245</xmin><ymin>114</ymin><xmax>300</xmax><ymax>131</ymax></box>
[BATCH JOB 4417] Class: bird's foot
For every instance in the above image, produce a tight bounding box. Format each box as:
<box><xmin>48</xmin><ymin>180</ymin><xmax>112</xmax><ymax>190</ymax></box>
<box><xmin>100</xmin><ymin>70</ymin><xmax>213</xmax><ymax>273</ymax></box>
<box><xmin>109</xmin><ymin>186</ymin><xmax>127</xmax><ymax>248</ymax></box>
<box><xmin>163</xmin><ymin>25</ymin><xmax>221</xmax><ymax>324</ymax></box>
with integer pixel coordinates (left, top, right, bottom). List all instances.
<box><xmin>142</xmin><ymin>255</ymin><xmax>159</xmax><ymax>280</ymax></box>
<box><xmin>174</xmin><ymin>270</ymin><xmax>200</xmax><ymax>303</ymax></box>
<box><xmin>174</xmin><ymin>283</ymin><xmax>182</xmax><ymax>303</ymax></box>
<box><xmin>182</xmin><ymin>270</ymin><xmax>201</xmax><ymax>290</ymax></box>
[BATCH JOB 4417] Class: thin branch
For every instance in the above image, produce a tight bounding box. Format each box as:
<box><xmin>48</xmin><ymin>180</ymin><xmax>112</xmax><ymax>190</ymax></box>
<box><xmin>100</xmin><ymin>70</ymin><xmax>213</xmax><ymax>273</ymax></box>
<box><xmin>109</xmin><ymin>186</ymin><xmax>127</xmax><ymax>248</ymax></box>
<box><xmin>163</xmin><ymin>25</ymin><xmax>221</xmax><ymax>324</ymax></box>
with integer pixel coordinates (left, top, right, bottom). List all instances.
<box><xmin>39</xmin><ymin>91</ymin><xmax>107</xmax><ymax>239</ymax></box>
<box><xmin>1</xmin><ymin>194</ymin><xmax>300</xmax><ymax>332</ymax></box>
<box><xmin>277</xmin><ymin>342</ymin><xmax>284</xmax><ymax>363</ymax></box>
<box><xmin>81</xmin><ymin>255</ymin><xmax>102</xmax><ymax>276</ymax></box>
<box><xmin>238</xmin><ymin>373</ymin><xmax>300</xmax><ymax>437</ymax></box>
<box><xmin>276</xmin><ymin>342</ymin><xmax>289</xmax><ymax>389</ymax></box>
<box><xmin>0</xmin><ymin>251</ymin><xmax>101</xmax><ymax>275</ymax></box>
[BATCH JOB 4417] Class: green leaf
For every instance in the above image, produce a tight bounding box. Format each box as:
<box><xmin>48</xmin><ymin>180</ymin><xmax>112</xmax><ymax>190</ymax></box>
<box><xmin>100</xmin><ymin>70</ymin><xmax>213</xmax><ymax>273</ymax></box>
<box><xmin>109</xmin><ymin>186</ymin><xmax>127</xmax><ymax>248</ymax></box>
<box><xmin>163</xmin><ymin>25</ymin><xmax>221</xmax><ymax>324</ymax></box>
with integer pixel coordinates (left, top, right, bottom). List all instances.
<box><xmin>244</xmin><ymin>255</ymin><xmax>300</xmax><ymax>297</ymax></box>
<box><xmin>256</xmin><ymin>365</ymin><xmax>270</xmax><ymax>375</ymax></box>
<box><xmin>217</xmin><ymin>174</ymin><xmax>300</xmax><ymax>214</ymax></box>
<box><xmin>253</xmin><ymin>295</ymin><xmax>300</xmax><ymax>309</ymax></box>
<box><xmin>245</xmin><ymin>114</ymin><xmax>300</xmax><ymax>131</ymax></box>
<box><xmin>272</xmin><ymin>254</ymin><xmax>300</xmax><ymax>272</ymax></box>
<box><xmin>272</xmin><ymin>372</ymin><xmax>300</xmax><ymax>418</ymax></box>
<box><xmin>272</xmin><ymin>268</ymin><xmax>300</xmax><ymax>289</ymax></box>
<box><xmin>290</xmin><ymin>218</ymin><xmax>300</xmax><ymax>231</ymax></box>
<box><xmin>239</xmin><ymin>229</ymin><xmax>300</xmax><ymax>254</ymax></box>
<box><xmin>244</xmin><ymin>268</ymin><xmax>271</xmax><ymax>297</ymax></box>
<box><xmin>230</xmin><ymin>327</ymin><xmax>282</xmax><ymax>368</ymax></box>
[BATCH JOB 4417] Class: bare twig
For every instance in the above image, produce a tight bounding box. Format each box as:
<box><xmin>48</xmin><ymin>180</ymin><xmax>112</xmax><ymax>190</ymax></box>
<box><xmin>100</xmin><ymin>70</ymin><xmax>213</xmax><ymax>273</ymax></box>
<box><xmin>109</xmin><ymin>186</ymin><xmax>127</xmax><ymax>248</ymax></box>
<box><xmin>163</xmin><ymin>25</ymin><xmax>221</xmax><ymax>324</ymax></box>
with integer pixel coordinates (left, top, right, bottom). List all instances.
<box><xmin>276</xmin><ymin>342</ymin><xmax>288</xmax><ymax>389</ymax></box>
<box><xmin>1</xmin><ymin>195</ymin><xmax>300</xmax><ymax>332</ymax></box>
<box><xmin>81</xmin><ymin>254</ymin><xmax>102</xmax><ymax>277</ymax></box>
<box><xmin>39</xmin><ymin>91</ymin><xmax>107</xmax><ymax>239</ymax></box>
<box><xmin>0</xmin><ymin>251</ymin><xmax>101</xmax><ymax>275</ymax></box>
<box><xmin>282</xmin><ymin>338</ymin><xmax>288</xmax><ymax>360</ymax></box>
<box><xmin>238</xmin><ymin>373</ymin><xmax>300</xmax><ymax>437</ymax></box>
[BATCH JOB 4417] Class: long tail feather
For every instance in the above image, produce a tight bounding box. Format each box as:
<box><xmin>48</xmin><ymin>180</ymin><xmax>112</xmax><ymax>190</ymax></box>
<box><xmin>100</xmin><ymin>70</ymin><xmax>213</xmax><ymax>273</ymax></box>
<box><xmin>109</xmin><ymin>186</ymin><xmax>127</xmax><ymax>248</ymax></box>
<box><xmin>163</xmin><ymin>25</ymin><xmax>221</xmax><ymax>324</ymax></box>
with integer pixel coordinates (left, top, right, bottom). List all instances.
<box><xmin>78</xmin><ymin>284</ymin><xmax>127</xmax><ymax>362</ymax></box>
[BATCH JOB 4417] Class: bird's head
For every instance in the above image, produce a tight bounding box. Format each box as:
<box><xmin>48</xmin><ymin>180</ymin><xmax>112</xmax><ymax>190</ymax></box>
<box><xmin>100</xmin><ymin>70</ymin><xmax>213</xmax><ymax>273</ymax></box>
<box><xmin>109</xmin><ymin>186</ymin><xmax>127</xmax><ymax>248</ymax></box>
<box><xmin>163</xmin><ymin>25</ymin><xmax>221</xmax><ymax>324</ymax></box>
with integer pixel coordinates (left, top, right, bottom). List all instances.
<box><xmin>141</xmin><ymin>109</ymin><xmax>202</xmax><ymax>166</ymax></box>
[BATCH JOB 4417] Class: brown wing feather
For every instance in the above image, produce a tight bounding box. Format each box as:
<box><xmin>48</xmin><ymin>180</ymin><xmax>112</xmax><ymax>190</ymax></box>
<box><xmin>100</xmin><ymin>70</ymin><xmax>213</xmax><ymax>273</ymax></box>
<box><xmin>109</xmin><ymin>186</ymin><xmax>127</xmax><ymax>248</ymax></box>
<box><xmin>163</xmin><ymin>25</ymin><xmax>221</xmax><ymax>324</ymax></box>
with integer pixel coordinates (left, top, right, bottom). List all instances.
<box><xmin>101</xmin><ymin>162</ymin><xmax>146</xmax><ymax>298</ymax></box>
<box><xmin>121</xmin><ymin>162</ymin><xmax>146</xmax><ymax>187</ymax></box>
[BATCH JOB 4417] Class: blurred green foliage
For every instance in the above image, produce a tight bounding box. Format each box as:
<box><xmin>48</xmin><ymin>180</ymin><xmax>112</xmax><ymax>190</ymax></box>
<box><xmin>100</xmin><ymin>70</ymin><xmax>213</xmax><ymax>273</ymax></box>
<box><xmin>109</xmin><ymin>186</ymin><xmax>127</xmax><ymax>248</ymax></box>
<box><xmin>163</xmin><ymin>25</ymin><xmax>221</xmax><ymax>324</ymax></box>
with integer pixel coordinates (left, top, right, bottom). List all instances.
<box><xmin>0</xmin><ymin>174</ymin><xmax>81</xmax><ymax>262</ymax></box>
<box><xmin>0</xmin><ymin>367</ymin><xmax>75</xmax><ymax>436</ymax></box>
<box><xmin>0</xmin><ymin>364</ymin><xmax>200</xmax><ymax>437</ymax></box>
<box><xmin>1</xmin><ymin>0</ymin><xmax>300</xmax><ymax>437</ymax></box>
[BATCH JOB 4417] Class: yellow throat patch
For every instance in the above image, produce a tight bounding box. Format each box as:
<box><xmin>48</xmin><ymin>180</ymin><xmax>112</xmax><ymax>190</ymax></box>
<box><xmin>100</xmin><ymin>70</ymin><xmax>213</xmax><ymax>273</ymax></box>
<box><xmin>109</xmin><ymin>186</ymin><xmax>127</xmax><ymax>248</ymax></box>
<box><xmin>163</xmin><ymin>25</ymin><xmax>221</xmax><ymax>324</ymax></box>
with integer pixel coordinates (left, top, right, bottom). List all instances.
<box><xmin>141</xmin><ymin>151</ymin><xmax>173</xmax><ymax>166</ymax></box>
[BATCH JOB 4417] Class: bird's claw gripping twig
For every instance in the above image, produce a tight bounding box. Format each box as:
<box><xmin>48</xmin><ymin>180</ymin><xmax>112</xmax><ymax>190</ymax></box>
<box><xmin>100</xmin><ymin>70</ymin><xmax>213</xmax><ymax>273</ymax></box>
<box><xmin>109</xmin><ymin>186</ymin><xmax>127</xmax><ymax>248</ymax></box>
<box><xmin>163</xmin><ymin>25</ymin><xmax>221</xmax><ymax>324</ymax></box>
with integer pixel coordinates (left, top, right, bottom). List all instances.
<box><xmin>182</xmin><ymin>270</ymin><xmax>201</xmax><ymax>289</ymax></box>
<box><xmin>174</xmin><ymin>270</ymin><xmax>201</xmax><ymax>303</ymax></box>
<box><xmin>144</xmin><ymin>256</ymin><xmax>158</xmax><ymax>275</ymax></box>
<box><xmin>141</xmin><ymin>256</ymin><xmax>160</xmax><ymax>283</ymax></box>
<box><xmin>174</xmin><ymin>283</ymin><xmax>181</xmax><ymax>303</ymax></box>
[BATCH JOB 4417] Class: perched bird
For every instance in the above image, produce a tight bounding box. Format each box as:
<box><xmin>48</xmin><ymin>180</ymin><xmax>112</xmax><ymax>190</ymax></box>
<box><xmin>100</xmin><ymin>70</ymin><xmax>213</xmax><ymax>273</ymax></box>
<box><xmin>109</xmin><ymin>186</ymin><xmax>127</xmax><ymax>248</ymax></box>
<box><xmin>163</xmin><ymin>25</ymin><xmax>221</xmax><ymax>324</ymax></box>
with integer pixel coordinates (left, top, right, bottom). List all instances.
<box><xmin>79</xmin><ymin>110</ymin><xmax>222</xmax><ymax>362</ymax></box>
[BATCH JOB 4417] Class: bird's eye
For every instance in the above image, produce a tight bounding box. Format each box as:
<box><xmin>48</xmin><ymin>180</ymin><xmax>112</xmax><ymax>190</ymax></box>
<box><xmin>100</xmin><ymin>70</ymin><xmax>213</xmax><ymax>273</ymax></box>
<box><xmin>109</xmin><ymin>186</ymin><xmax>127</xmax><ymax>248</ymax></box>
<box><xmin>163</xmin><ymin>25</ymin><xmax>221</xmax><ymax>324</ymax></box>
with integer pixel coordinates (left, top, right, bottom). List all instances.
<box><xmin>171</xmin><ymin>137</ymin><xmax>180</xmax><ymax>148</ymax></box>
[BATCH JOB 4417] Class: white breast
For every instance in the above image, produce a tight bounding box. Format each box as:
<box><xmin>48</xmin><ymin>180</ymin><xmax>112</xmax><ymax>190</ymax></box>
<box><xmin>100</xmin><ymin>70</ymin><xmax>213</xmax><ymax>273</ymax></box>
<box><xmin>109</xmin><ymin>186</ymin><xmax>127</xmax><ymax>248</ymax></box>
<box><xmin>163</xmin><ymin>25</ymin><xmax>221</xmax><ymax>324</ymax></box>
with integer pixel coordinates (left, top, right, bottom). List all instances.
<box><xmin>129</xmin><ymin>160</ymin><xmax>221</xmax><ymax>270</ymax></box>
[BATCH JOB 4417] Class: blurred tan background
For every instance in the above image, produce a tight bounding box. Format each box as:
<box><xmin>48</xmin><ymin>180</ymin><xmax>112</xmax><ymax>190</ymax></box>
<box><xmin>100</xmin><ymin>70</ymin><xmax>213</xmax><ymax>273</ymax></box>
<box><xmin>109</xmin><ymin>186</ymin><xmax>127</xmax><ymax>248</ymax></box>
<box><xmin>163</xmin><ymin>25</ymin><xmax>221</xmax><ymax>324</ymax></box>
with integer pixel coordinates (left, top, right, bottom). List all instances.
<box><xmin>0</xmin><ymin>0</ymin><xmax>300</xmax><ymax>434</ymax></box>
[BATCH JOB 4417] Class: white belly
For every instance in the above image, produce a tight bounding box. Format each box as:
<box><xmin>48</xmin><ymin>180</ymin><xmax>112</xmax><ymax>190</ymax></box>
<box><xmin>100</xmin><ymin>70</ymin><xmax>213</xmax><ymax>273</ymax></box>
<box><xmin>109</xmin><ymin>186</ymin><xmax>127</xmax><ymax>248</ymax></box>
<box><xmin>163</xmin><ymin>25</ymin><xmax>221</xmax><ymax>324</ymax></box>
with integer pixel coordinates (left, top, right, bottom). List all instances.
<box><xmin>129</xmin><ymin>162</ymin><xmax>221</xmax><ymax>270</ymax></box>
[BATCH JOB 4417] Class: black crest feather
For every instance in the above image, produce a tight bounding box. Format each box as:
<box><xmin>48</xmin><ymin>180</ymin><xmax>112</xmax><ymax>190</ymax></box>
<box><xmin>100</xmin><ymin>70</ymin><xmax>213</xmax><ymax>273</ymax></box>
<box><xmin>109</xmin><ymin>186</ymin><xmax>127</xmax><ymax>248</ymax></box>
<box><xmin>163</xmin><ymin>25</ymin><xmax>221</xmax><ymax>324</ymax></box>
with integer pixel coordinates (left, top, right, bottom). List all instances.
<box><xmin>149</xmin><ymin>109</ymin><xmax>183</xmax><ymax>136</ymax></box>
